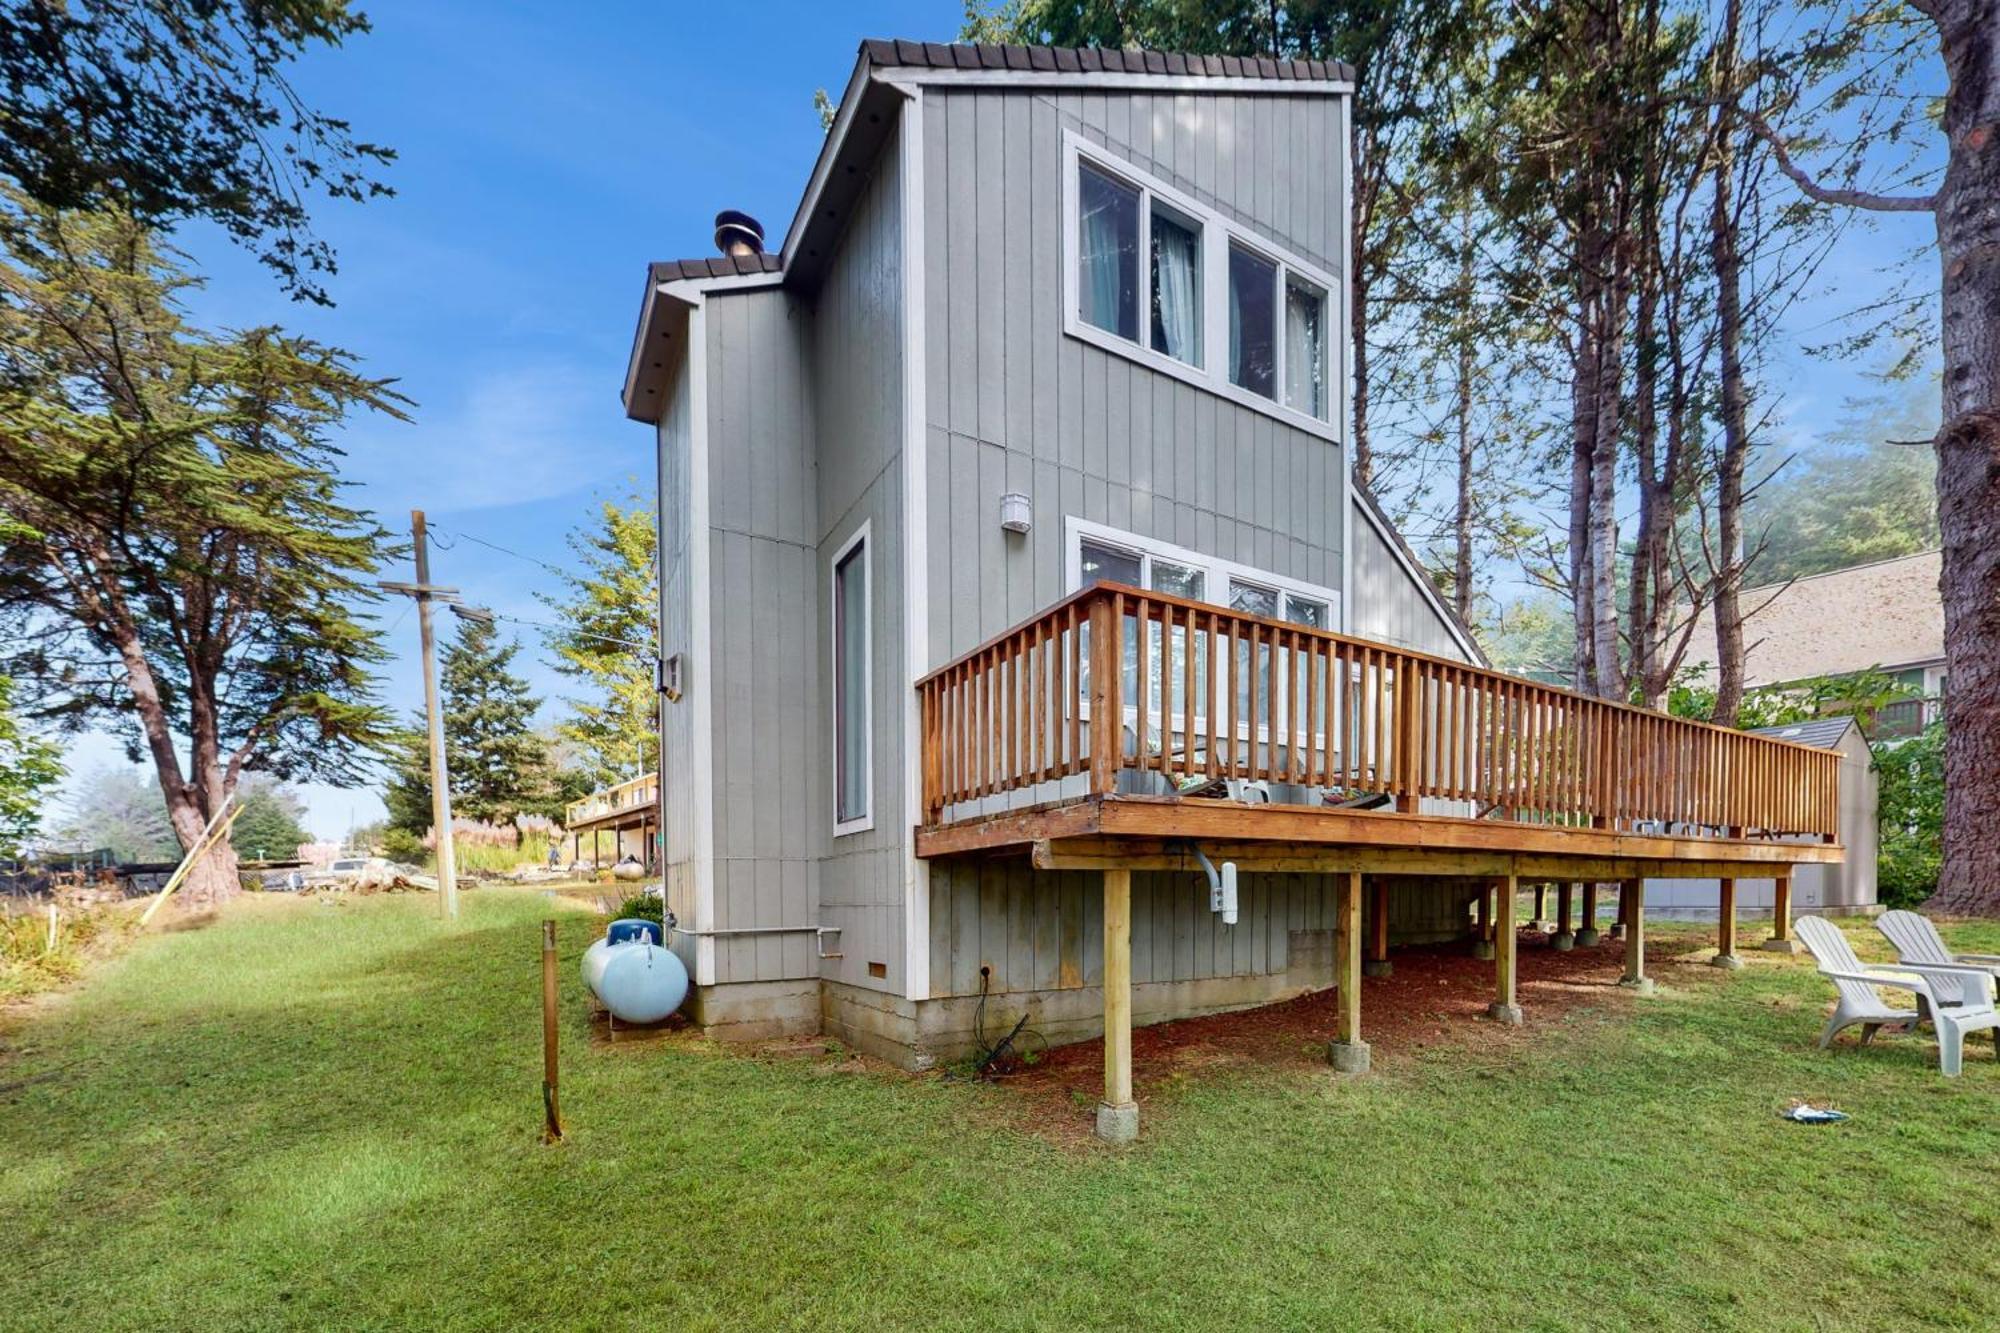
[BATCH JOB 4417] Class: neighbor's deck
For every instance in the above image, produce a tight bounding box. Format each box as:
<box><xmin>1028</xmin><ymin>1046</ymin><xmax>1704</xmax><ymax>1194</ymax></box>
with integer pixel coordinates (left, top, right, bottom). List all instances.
<box><xmin>914</xmin><ymin>582</ymin><xmax>1844</xmax><ymax>881</ymax></box>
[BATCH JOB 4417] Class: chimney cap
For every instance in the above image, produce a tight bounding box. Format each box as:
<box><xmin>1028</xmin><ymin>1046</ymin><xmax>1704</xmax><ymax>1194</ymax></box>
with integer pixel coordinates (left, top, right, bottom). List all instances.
<box><xmin>714</xmin><ymin>210</ymin><xmax>766</xmax><ymax>257</ymax></box>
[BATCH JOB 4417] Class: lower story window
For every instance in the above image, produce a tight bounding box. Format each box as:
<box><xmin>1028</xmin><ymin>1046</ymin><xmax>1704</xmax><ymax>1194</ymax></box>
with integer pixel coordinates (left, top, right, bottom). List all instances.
<box><xmin>833</xmin><ymin>527</ymin><xmax>871</xmax><ymax>831</ymax></box>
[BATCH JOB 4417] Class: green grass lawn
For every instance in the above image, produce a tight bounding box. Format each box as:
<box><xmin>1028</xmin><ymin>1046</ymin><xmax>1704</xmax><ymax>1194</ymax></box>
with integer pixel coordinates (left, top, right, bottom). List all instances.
<box><xmin>5</xmin><ymin>890</ymin><xmax>2000</xmax><ymax>1331</ymax></box>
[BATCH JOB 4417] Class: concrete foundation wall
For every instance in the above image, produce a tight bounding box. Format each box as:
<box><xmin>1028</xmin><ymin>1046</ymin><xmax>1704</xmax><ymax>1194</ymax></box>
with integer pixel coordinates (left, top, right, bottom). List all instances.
<box><xmin>685</xmin><ymin>978</ymin><xmax>822</xmax><ymax>1043</ymax></box>
<box><xmin>824</xmin><ymin>928</ymin><xmax>1337</xmax><ymax>1070</ymax></box>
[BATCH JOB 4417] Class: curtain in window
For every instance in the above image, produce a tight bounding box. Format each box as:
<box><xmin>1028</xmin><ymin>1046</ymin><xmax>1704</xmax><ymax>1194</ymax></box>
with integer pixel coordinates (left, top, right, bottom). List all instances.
<box><xmin>1285</xmin><ymin>281</ymin><xmax>1325</xmax><ymax>417</ymax></box>
<box><xmin>1079</xmin><ymin>167</ymin><xmax>1139</xmax><ymax>340</ymax></box>
<box><xmin>1150</xmin><ymin>213</ymin><xmax>1200</xmax><ymax>363</ymax></box>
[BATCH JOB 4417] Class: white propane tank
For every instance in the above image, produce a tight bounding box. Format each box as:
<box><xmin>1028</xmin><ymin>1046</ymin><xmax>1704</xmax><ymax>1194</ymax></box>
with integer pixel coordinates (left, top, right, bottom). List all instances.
<box><xmin>595</xmin><ymin>942</ymin><xmax>689</xmax><ymax>1024</ymax></box>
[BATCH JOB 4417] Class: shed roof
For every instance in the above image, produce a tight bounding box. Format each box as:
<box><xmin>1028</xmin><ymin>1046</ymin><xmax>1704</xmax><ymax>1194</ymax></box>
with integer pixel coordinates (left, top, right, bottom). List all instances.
<box><xmin>857</xmin><ymin>38</ymin><xmax>1355</xmax><ymax>84</ymax></box>
<box><xmin>1749</xmin><ymin>716</ymin><xmax>1861</xmax><ymax>750</ymax></box>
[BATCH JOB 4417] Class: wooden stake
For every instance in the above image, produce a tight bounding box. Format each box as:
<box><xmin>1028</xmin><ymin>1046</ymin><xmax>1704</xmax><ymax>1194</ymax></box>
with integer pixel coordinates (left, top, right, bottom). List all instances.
<box><xmin>542</xmin><ymin>919</ymin><xmax>563</xmax><ymax>1142</ymax></box>
<box><xmin>44</xmin><ymin>903</ymin><xmax>58</xmax><ymax>955</ymax></box>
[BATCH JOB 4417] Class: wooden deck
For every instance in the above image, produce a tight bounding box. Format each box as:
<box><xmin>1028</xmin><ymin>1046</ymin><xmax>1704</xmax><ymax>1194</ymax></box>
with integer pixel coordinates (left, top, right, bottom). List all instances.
<box><xmin>912</xmin><ymin>585</ymin><xmax>1845</xmax><ymax>1142</ymax></box>
<box><xmin>916</xmin><ymin>581</ymin><xmax>1843</xmax><ymax>880</ymax></box>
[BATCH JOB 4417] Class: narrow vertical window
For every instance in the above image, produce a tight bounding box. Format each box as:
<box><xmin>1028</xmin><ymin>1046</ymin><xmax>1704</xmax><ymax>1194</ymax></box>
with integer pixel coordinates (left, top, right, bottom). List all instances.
<box><xmin>833</xmin><ymin>530</ymin><xmax>870</xmax><ymax>830</ymax></box>
<box><xmin>1284</xmin><ymin>277</ymin><xmax>1327</xmax><ymax>419</ymax></box>
<box><xmin>1228</xmin><ymin>245</ymin><xmax>1277</xmax><ymax>399</ymax></box>
<box><xmin>1149</xmin><ymin>206</ymin><xmax>1202</xmax><ymax>365</ymax></box>
<box><xmin>1078</xmin><ymin>164</ymin><xmax>1140</xmax><ymax>341</ymax></box>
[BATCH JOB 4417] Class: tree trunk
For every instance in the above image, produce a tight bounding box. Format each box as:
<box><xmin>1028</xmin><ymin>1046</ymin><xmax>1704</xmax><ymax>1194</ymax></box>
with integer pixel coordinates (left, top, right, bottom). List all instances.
<box><xmin>1453</xmin><ymin>222</ymin><xmax>1477</xmax><ymax>626</ymax></box>
<box><xmin>1709</xmin><ymin>39</ymin><xmax>1751</xmax><ymax>730</ymax></box>
<box><xmin>1588</xmin><ymin>266</ymin><xmax>1628</xmax><ymax>699</ymax></box>
<box><xmin>1926</xmin><ymin>0</ymin><xmax>2000</xmax><ymax>913</ymax></box>
<box><xmin>1570</xmin><ymin>313</ymin><xmax>1599</xmax><ymax>695</ymax></box>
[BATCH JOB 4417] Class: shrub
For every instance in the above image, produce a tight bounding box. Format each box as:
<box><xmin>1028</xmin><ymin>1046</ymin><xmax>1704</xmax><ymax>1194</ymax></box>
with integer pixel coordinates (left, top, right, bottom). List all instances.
<box><xmin>380</xmin><ymin>828</ymin><xmax>427</xmax><ymax>864</ymax></box>
<box><xmin>0</xmin><ymin>902</ymin><xmax>131</xmax><ymax>1000</ymax></box>
<box><xmin>612</xmin><ymin>893</ymin><xmax>663</xmax><ymax>924</ymax></box>
<box><xmin>1875</xmin><ymin>722</ymin><xmax>1945</xmax><ymax>909</ymax></box>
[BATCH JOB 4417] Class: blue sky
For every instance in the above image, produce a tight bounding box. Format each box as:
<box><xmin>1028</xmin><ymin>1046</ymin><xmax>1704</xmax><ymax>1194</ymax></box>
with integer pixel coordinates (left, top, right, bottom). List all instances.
<box><xmin>48</xmin><ymin>1</ymin><xmax>1941</xmax><ymax>841</ymax></box>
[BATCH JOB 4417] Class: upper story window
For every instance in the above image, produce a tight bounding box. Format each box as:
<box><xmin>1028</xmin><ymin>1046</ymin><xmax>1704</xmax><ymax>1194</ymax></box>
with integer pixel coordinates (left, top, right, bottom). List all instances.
<box><xmin>1078</xmin><ymin>161</ymin><xmax>1205</xmax><ymax>368</ymax></box>
<box><xmin>1063</xmin><ymin>131</ymin><xmax>1339</xmax><ymax>439</ymax></box>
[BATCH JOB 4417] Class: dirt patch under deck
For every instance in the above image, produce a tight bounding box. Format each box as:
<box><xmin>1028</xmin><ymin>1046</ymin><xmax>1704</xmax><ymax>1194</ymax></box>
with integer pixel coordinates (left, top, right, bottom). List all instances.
<box><xmin>996</xmin><ymin>927</ymin><xmax>1725</xmax><ymax>1140</ymax></box>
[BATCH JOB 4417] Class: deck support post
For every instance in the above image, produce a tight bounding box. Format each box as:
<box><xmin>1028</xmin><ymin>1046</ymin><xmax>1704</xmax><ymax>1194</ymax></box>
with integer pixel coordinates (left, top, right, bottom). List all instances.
<box><xmin>1472</xmin><ymin>882</ymin><xmax>1495</xmax><ymax>961</ymax></box>
<box><xmin>1763</xmin><ymin>871</ymin><xmax>1801</xmax><ymax>953</ymax></box>
<box><xmin>1096</xmin><ymin>868</ymin><xmax>1139</xmax><ymax>1144</ymax></box>
<box><xmin>1531</xmin><ymin>882</ymin><xmax>1547</xmax><ymax>929</ymax></box>
<box><xmin>1618</xmin><ymin>878</ymin><xmax>1653</xmax><ymax>994</ymax></box>
<box><xmin>1489</xmin><ymin>874</ymin><xmax>1523</xmax><ymax>1024</ymax></box>
<box><xmin>1363</xmin><ymin>877</ymin><xmax>1392</xmax><ymax>978</ymax></box>
<box><xmin>1711</xmin><ymin>877</ymin><xmax>1743</xmax><ymax>969</ymax></box>
<box><xmin>1552</xmin><ymin>882</ymin><xmax>1575</xmax><ymax>950</ymax></box>
<box><xmin>1576</xmin><ymin>882</ymin><xmax>1601</xmax><ymax>947</ymax></box>
<box><xmin>1329</xmin><ymin>870</ymin><xmax>1371</xmax><ymax>1072</ymax></box>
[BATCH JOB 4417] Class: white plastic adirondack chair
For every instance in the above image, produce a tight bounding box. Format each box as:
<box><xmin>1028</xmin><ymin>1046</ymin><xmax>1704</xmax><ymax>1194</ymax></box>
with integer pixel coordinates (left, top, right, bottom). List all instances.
<box><xmin>1796</xmin><ymin>915</ymin><xmax>2000</xmax><ymax>1077</ymax></box>
<box><xmin>1877</xmin><ymin>910</ymin><xmax>2000</xmax><ymax>1011</ymax></box>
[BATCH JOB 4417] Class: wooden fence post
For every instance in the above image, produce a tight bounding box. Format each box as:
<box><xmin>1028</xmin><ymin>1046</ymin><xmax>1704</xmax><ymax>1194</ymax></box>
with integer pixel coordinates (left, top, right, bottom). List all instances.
<box><xmin>542</xmin><ymin>920</ymin><xmax>564</xmax><ymax>1143</ymax></box>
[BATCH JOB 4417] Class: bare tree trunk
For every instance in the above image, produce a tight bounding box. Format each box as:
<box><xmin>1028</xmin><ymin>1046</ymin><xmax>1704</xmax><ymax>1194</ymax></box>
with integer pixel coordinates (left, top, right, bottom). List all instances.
<box><xmin>1589</xmin><ymin>257</ymin><xmax>1629</xmax><ymax>700</ymax></box>
<box><xmin>1926</xmin><ymin>0</ymin><xmax>2000</xmax><ymax>913</ymax></box>
<box><xmin>1570</xmin><ymin>312</ymin><xmax>1600</xmax><ymax>694</ymax></box>
<box><xmin>1709</xmin><ymin>5</ymin><xmax>1751</xmax><ymax>729</ymax></box>
<box><xmin>1453</xmin><ymin>222</ymin><xmax>1477</xmax><ymax>626</ymax></box>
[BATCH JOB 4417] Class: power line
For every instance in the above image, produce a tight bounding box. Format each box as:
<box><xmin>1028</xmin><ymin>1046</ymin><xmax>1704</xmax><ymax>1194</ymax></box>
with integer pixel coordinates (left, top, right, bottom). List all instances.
<box><xmin>434</xmin><ymin>526</ymin><xmax>572</xmax><ymax>580</ymax></box>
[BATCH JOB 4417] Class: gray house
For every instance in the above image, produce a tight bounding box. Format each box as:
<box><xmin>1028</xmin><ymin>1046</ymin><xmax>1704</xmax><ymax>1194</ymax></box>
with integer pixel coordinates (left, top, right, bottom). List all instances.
<box><xmin>623</xmin><ymin>40</ymin><xmax>1843</xmax><ymax>1140</ymax></box>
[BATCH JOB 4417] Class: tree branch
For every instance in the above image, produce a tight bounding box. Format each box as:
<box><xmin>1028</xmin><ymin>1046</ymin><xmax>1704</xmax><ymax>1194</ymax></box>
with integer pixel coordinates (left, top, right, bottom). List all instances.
<box><xmin>1744</xmin><ymin>111</ymin><xmax>1936</xmax><ymax>214</ymax></box>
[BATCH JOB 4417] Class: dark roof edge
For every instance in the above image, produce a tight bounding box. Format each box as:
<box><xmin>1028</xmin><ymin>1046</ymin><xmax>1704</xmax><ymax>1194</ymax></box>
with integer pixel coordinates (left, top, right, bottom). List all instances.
<box><xmin>860</xmin><ymin>38</ymin><xmax>1354</xmax><ymax>85</ymax></box>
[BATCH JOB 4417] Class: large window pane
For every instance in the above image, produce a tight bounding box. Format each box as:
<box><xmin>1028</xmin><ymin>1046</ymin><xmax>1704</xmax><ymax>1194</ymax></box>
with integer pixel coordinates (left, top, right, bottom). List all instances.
<box><xmin>1284</xmin><ymin>277</ymin><xmax>1327</xmax><ymax>418</ymax></box>
<box><xmin>1150</xmin><ymin>207</ymin><xmax>1202</xmax><ymax>365</ymax></box>
<box><xmin>1229</xmin><ymin>581</ymin><xmax>1278</xmax><ymax>618</ymax></box>
<box><xmin>1284</xmin><ymin>595</ymin><xmax>1328</xmax><ymax>629</ymax></box>
<box><xmin>1149</xmin><ymin>559</ymin><xmax>1204</xmax><ymax>601</ymax></box>
<box><xmin>1228</xmin><ymin>246</ymin><xmax>1277</xmax><ymax>398</ymax></box>
<box><xmin>834</xmin><ymin>539</ymin><xmax>868</xmax><ymax>825</ymax></box>
<box><xmin>1079</xmin><ymin>165</ymin><xmax>1140</xmax><ymax>341</ymax></box>
<box><xmin>1081</xmin><ymin>540</ymin><xmax>1142</xmax><ymax>588</ymax></box>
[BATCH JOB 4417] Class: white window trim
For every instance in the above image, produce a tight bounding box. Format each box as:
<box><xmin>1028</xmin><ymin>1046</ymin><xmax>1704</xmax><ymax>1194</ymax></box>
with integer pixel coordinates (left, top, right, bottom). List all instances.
<box><xmin>1061</xmin><ymin>129</ymin><xmax>1342</xmax><ymax>443</ymax></box>
<box><xmin>1066</xmin><ymin>517</ymin><xmax>1341</xmax><ymax>624</ymax></box>
<box><xmin>830</xmin><ymin>521</ymin><xmax>874</xmax><ymax>837</ymax></box>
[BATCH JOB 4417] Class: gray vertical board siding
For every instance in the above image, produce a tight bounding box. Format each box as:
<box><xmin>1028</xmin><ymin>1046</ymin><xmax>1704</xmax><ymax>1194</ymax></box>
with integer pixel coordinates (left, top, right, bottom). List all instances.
<box><xmin>658</xmin><ymin>357</ymin><xmax>699</xmax><ymax>975</ymax></box>
<box><xmin>921</xmin><ymin>86</ymin><xmax>1349</xmax><ymax>678</ymax></box>
<box><xmin>916</xmin><ymin>85</ymin><xmax>1366</xmax><ymax>1002</ymax></box>
<box><xmin>809</xmin><ymin>119</ymin><xmax>909</xmax><ymax>994</ymax></box>
<box><xmin>701</xmin><ymin>289</ymin><xmax>819</xmax><ymax>986</ymax></box>
<box><xmin>1348</xmin><ymin>500</ymin><xmax>1472</xmax><ymax>660</ymax></box>
<box><xmin>927</xmin><ymin>867</ymin><xmax>1370</xmax><ymax>997</ymax></box>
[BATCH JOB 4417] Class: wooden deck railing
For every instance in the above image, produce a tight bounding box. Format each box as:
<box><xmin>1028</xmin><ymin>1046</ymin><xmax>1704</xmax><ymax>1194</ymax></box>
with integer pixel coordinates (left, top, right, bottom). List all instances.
<box><xmin>916</xmin><ymin>582</ymin><xmax>1841</xmax><ymax>840</ymax></box>
<box><xmin>565</xmin><ymin>771</ymin><xmax>660</xmax><ymax>828</ymax></box>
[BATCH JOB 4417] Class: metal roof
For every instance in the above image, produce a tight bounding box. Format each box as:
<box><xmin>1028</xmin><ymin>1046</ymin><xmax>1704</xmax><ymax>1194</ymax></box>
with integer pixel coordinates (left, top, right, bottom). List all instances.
<box><xmin>649</xmin><ymin>253</ymin><xmax>783</xmax><ymax>284</ymax></box>
<box><xmin>858</xmin><ymin>38</ymin><xmax>1356</xmax><ymax>83</ymax></box>
<box><xmin>1749</xmin><ymin>717</ymin><xmax>1861</xmax><ymax>749</ymax></box>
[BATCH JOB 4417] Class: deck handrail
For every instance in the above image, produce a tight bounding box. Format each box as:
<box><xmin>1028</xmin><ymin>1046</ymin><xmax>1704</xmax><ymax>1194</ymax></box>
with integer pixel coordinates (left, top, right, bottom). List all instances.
<box><xmin>564</xmin><ymin>771</ymin><xmax>660</xmax><ymax>828</ymax></box>
<box><xmin>917</xmin><ymin>582</ymin><xmax>1842</xmax><ymax>839</ymax></box>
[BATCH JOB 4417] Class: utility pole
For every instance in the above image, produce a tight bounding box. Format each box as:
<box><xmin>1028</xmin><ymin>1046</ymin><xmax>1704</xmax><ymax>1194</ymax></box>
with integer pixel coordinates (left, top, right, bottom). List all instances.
<box><xmin>379</xmin><ymin>509</ymin><xmax>460</xmax><ymax>920</ymax></box>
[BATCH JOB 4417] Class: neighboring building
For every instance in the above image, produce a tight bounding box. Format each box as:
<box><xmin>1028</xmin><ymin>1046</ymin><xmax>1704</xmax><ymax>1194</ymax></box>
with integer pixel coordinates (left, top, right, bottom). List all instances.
<box><xmin>1685</xmin><ymin>550</ymin><xmax>1945</xmax><ymax>738</ymax></box>
<box><xmin>621</xmin><ymin>40</ymin><xmax>1843</xmax><ymax>1126</ymax></box>
<box><xmin>564</xmin><ymin>772</ymin><xmax>660</xmax><ymax>870</ymax></box>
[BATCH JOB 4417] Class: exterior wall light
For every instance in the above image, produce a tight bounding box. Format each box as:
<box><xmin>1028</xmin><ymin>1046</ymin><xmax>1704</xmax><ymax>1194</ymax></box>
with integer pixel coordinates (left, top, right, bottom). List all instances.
<box><xmin>1000</xmin><ymin>492</ymin><xmax>1032</xmax><ymax>534</ymax></box>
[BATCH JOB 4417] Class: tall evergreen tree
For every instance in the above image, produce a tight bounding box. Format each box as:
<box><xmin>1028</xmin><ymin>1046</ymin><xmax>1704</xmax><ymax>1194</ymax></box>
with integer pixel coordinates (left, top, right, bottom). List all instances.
<box><xmin>0</xmin><ymin>672</ymin><xmax>61</xmax><ymax>857</ymax></box>
<box><xmin>439</xmin><ymin>618</ymin><xmax>553</xmax><ymax>824</ymax></box>
<box><xmin>0</xmin><ymin>198</ymin><xmax>403</xmax><ymax>907</ymax></box>
<box><xmin>538</xmin><ymin>495</ymin><xmax>658</xmax><ymax>790</ymax></box>
<box><xmin>231</xmin><ymin>777</ymin><xmax>309</xmax><ymax>862</ymax></box>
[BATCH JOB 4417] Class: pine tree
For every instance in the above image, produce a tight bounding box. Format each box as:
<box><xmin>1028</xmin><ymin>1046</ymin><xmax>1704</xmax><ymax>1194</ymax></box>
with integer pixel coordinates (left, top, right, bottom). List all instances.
<box><xmin>538</xmin><ymin>495</ymin><xmax>658</xmax><ymax>790</ymax></box>
<box><xmin>438</xmin><ymin>619</ymin><xmax>553</xmax><ymax>824</ymax></box>
<box><xmin>0</xmin><ymin>198</ymin><xmax>403</xmax><ymax>907</ymax></box>
<box><xmin>231</xmin><ymin>779</ymin><xmax>309</xmax><ymax>862</ymax></box>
